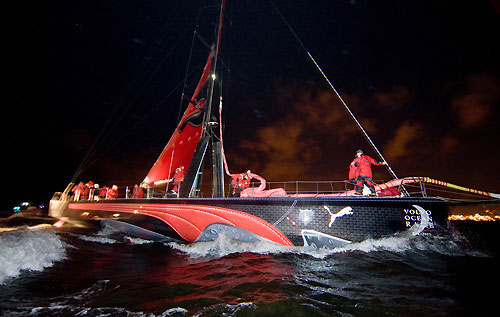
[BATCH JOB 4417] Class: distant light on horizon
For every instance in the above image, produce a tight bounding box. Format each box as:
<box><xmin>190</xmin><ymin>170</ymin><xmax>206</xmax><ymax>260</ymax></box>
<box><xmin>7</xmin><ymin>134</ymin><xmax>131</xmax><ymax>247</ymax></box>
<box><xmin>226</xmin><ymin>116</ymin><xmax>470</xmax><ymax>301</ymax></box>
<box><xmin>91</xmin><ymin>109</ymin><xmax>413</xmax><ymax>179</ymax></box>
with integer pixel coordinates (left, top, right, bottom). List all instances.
<box><xmin>449</xmin><ymin>213</ymin><xmax>500</xmax><ymax>222</ymax></box>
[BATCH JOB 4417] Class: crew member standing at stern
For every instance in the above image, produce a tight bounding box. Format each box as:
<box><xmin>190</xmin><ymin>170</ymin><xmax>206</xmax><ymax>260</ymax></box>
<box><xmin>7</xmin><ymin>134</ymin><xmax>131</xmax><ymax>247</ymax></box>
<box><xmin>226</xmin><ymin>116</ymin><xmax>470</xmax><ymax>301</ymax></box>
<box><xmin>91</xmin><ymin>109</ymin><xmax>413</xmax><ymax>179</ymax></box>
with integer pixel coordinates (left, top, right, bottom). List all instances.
<box><xmin>349</xmin><ymin>149</ymin><xmax>387</xmax><ymax>196</ymax></box>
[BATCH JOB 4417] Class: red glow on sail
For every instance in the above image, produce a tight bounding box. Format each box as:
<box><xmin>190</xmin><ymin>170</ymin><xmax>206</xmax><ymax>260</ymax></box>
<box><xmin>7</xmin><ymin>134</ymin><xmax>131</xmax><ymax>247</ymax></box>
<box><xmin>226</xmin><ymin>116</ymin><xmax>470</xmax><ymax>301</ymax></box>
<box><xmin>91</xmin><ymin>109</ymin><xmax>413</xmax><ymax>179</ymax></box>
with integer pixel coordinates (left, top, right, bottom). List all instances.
<box><xmin>143</xmin><ymin>53</ymin><xmax>213</xmax><ymax>185</ymax></box>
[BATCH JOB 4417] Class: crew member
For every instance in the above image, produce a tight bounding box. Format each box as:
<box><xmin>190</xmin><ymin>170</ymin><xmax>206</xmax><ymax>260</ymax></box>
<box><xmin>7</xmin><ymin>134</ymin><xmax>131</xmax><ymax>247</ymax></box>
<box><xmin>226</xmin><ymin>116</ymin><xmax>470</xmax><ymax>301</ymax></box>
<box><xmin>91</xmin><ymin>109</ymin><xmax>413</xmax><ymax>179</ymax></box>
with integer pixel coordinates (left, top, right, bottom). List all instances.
<box><xmin>87</xmin><ymin>181</ymin><xmax>95</xmax><ymax>200</ymax></box>
<box><xmin>107</xmin><ymin>185</ymin><xmax>119</xmax><ymax>199</ymax></box>
<box><xmin>132</xmin><ymin>184</ymin><xmax>144</xmax><ymax>198</ymax></box>
<box><xmin>72</xmin><ymin>182</ymin><xmax>85</xmax><ymax>201</ymax></box>
<box><xmin>93</xmin><ymin>184</ymin><xmax>100</xmax><ymax>200</ymax></box>
<box><xmin>230</xmin><ymin>170</ymin><xmax>252</xmax><ymax>197</ymax></box>
<box><xmin>171</xmin><ymin>166</ymin><xmax>185</xmax><ymax>195</ymax></box>
<box><xmin>349</xmin><ymin>150</ymin><xmax>386</xmax><ymax>195</ymax></box>
<box><xmin>98</xmin><ymin>185</ymin><xmax>109</xmax><ymax>199</ymax></box>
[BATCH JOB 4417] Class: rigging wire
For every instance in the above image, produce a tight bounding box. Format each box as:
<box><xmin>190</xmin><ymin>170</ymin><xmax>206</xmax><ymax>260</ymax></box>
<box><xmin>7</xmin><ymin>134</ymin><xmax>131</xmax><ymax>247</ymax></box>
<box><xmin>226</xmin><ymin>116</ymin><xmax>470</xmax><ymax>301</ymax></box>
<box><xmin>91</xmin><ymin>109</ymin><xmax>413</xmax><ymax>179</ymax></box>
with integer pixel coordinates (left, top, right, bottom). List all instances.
<box><xmin>80</xmin><ymin>20</ymin><xmax>196</xmax><ymax>173</ymax></box>
<box><xmin>72</xmin><ymin>3</ymin><xmax>187</xmax><ymax>182</ymax></box>
<box><xmin>78</xmin><ymin>65</ymin><xmax>203</xmax><ymax>172</ymax></box>
<box><xmin>270</xmin><ymin>0</ymin><xmax>409</xmax><ymax>196</ymax></box>
<box><xmin>168</xmin><ymin>0</ymin><xmax>207</xmax><ymax>183</ymax></box>
<box><xmin>71</xmin><ymin>2</ymin><xmax>197</xmax><ymax>182</ymax></box>
<box><xmin>178</xmin><ymin>0</ymin><xmax>210</xmax><ymax>125</ymax></box>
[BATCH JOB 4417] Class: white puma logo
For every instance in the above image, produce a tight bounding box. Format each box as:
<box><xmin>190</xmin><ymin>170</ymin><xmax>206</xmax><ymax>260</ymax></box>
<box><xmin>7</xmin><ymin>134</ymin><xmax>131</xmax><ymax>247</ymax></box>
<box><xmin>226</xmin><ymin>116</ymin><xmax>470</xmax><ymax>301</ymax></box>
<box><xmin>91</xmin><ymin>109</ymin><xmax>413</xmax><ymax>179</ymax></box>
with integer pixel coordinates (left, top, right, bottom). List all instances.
<box><xmin>323</xmin><ymin>206</ymin><xmax>353</xmax><ymax>228</ymax></box>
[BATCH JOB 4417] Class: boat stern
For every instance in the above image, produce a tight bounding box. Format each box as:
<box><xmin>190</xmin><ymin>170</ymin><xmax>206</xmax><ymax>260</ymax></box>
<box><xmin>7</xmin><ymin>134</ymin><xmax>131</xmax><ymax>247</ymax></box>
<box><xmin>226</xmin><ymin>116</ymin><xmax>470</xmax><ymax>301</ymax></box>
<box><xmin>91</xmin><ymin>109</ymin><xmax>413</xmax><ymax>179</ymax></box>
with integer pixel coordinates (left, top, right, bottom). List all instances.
<box><xmin>49</xmin><ymin>199</ymin><xmax>69</xmax><ymax>218</ymax></box>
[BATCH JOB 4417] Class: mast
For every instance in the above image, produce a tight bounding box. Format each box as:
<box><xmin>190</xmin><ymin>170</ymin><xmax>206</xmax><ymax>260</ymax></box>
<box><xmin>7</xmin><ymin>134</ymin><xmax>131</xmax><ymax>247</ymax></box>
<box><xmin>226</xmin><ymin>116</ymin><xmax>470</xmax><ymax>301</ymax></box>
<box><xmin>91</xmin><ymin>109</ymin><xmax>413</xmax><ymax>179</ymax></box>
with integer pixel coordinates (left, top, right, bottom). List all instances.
<box><xmin>209</xmin><ymin>0</ymin><xmax>226</xmax><ymax>198</ymax></box>
<box><xmin>179</xmin><ymin>0</ymin><xmax>226</xmax><ymax>198</ymax></box>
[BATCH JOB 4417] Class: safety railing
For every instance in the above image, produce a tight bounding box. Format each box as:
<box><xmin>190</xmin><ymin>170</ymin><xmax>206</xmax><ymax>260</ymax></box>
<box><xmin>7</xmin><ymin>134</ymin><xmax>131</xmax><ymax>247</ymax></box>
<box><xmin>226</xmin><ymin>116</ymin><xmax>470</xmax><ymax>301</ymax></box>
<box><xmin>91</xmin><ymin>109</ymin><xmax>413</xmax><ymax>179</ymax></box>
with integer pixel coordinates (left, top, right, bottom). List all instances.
<box><xmin>53</xmin><ymin>185</ymin><xmax>178</xmax><ymax>202</ymax></box>
<box><xmin>229</xmin><ymin>179</ymin><xmax>428</xmax><ymax>198</ymax></box>
<box><xmin>53</xmin><ymin>179</ymin><xmax>433</xmax><ymax>202</ymax></box>
<box><xmin>242</xmin><ymin>180</ymin><xmax>352</xmax><ymax>197</ymax></box>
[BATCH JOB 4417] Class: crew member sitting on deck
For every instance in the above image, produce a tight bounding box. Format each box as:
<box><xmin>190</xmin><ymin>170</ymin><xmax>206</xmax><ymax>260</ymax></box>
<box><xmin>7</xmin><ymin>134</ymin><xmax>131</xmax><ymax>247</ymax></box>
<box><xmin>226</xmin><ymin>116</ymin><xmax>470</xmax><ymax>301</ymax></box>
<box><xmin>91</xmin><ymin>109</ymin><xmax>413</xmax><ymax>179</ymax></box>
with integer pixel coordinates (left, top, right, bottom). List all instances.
<box><xmin>349</xmin><ymin>150</ymin><xmax>386</xmax><ymax>196</ymax></box>
<box><xmin>230</xmin><ymin>170</ymin><xmax>252</xmax><ymax>197</ymax></box>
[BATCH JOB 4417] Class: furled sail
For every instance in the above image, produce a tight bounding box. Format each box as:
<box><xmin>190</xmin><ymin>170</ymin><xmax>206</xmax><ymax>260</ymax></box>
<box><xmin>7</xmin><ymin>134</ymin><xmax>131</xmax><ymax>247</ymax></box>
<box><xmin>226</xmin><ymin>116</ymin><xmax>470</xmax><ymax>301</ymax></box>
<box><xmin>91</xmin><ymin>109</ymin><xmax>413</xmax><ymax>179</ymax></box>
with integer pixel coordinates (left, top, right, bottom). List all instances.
<box><xmin>143</xmin><ymin>53</ymin><xmax>214</xmax><ymax>186</ymax></box>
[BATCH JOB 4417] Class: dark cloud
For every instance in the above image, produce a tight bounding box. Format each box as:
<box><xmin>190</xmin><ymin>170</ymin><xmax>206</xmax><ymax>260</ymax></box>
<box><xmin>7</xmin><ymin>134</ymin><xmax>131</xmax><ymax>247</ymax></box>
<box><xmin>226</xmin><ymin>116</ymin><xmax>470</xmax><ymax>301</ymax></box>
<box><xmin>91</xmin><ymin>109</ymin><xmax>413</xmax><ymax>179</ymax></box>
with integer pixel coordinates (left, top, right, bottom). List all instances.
<box><xmin>374</xmin><ymin>85</ymin><xmax>415</xmax><ymax>110</ymax></box>
<box><xmin>383</xmin><ymin>121</ymin><xmax>423</xmax><ymax>162</ymax></box>
<box><xmin>450</xmin><ymin>73</ymin><xmax>499</xmax><ymax>129</ymax></box>
<box><xmin>230</xmin><ymin>86</ymin><xmax>391</xmax><ymax>181</ymax></box>
<box><xmin>439</xmin><ymin>136</ymin><xmax>460</xmax><ymax>156</ymax></box>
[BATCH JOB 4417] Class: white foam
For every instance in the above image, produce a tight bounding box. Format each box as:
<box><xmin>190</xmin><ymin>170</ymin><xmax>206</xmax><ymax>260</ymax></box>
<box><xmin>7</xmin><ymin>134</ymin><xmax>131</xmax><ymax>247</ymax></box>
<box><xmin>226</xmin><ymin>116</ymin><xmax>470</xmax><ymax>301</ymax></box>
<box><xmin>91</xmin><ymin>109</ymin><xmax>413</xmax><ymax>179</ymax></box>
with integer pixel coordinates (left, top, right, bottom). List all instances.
<box><xmin>216</xmin><ymin>302</ymin><xmax>257</xmax><ymax>315</ymax></box>
<box><xmin>161</xmin><ymin>307</ymin><xmax>189</xmax><ymax>316</ymax></box>
<box><xmin>0</xmin><ymin>223</ymin><xmax>53</xmax><ymax>233</ymax></box>
<box><xmin>28</xmin><ymin>305</ymin><xmax>156</xmax><ymax>316</ymax></box>
<box><xmin>0</xmin><ymin>228</ymin><xmax>66</xmax><ymax>284</ymax></box>
<box><xmin>168</xmin><ymin>234</ymin><xmax>294</xmax><ymax>258</ymax></box>
<box><xmin>168</xmin><ymin>229</ymin><xmax>462</xmax><ymax>260</ymax></box>
<box><xmin>125</xmin><ymin>236</ymin><xmax>154</xmax><ymax>245</ymax></box>
<box><xmin>338</xmin><ymin>234</ymin><xmax>415</xmax><ymax>253</ymax></box>
<box><xmin>78</xmin><ymin>235</ymin><xmax>119</xmax><ymax>244</ymax></box>
<box><xmin>224</xmin><ymin>302</ymin><xmax>257</xmax><ymax>310</ymax></box>
<box><xmin>77</xmin><ymin>226</ymin><xmax>123</xmax><ymax>244</ymax></box>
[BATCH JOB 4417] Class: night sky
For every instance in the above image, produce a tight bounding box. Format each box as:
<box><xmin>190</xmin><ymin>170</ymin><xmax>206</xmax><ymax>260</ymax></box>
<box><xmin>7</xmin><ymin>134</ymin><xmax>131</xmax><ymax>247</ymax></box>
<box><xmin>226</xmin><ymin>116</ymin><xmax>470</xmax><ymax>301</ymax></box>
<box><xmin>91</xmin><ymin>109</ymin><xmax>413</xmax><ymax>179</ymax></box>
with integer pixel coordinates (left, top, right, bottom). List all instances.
<box><xmin>5</xmin><ymin>0</ymin><xmax>500</xmax><ymax>210</ymax></box>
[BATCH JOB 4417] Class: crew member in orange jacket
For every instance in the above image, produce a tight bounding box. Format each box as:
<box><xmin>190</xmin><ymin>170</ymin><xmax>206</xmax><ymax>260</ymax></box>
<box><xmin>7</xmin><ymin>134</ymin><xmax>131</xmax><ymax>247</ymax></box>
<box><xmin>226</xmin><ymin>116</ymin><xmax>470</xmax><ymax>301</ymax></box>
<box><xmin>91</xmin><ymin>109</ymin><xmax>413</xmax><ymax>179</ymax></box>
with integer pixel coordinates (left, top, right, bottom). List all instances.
<box><xmin>349</xmin><ymin>150</ymin><xmax>386</xmax><ymax>195</ymax></box>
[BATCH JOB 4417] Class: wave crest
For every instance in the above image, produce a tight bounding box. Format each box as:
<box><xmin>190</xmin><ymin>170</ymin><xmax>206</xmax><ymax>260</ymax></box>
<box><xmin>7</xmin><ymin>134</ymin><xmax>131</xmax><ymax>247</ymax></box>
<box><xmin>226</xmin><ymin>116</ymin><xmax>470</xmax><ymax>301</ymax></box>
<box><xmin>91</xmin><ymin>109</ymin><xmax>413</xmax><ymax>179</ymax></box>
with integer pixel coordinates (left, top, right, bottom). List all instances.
<box><xmin>0</xmin><ymin>228</ymin><xmax>66</xmax><ymax>284</ymax></box>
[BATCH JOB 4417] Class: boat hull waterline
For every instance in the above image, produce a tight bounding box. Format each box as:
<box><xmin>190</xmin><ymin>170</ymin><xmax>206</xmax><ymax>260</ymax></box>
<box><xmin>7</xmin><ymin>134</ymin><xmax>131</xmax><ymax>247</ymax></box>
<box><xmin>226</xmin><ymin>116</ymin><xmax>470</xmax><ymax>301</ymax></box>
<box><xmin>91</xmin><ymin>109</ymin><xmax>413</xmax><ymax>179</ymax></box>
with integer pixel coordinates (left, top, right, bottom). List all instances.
<box><xmin>49</xmin><ymin>196</ymin><xmax>449</xmax><ymax>249</ymax></box>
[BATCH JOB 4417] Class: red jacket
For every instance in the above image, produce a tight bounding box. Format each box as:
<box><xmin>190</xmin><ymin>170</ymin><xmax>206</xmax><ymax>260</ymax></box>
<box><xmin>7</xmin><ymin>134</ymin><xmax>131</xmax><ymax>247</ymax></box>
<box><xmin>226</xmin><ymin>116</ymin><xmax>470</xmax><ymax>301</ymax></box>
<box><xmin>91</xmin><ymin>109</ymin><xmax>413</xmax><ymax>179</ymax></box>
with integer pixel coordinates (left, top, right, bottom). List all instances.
<box><xmin>349</xmin><ymin>155</ymin><xmax>383</xmax><ymax>179</ymax></box>
<box><xmin>173</xmin><ymin>168</ymin><xmax>184</xmax><ymax>184</ymax></box>
<box><xmin>107</xmin><ymin>188</ymin><xmax>118</xmax><ymax>199</ymax></box>
<box><xmin>231</xmin><ymin>173</ymin><xmax>251</xmax><ymax>189</ymax></box>
<box><xmin>98</xmin><ymin>186</ymin><xmax>108</xmax><ymax>197</ymax></box>
<box><xmin>132</xmin><ymin>186</ymin><xmax>144</xmax><ymax>198</ymax></box>
<box><xmin>72</xmin><ymin>183</ymin><xmax>85</xmax><ymax>194</ymax></box>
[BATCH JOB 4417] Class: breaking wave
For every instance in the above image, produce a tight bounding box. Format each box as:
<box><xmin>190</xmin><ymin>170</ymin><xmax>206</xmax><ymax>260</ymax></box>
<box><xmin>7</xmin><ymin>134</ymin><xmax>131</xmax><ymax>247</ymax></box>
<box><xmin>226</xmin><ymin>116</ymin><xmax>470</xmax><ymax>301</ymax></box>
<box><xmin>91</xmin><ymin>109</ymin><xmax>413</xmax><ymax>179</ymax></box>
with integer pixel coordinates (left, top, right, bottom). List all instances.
<box><xmin>78</xmin><ymin>234</ymin><xmax>120</xmax><ymax>244</ymax></box>
<box><xmin>168</xmin><ymin>230</ymin><xmax>469</xmax><ymax>260</ymax></box>
<box><xmin>168</xmin><ymin>234</ymin><xmax>291</xmax><ymax>258</ymax></box>
<box><xmin>75</xmin><ymin>225</ymin><xmax>155</xmax><ymax>245</ymax></box>
<box><xmin>0</xmin><ymin>228</ymin><xmax>66</xmax><ymax>284</ymax></box>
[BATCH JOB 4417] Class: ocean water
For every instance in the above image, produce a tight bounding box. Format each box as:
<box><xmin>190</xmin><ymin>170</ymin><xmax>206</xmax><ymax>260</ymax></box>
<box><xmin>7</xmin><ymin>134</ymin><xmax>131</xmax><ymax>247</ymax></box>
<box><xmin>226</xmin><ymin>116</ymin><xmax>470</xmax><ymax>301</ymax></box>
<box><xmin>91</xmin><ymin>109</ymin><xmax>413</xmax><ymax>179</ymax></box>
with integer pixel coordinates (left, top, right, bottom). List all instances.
<box><xmin>0</xmin><ymin>221</ymin><xmax>498</xmax><ymax>316</ymax></box>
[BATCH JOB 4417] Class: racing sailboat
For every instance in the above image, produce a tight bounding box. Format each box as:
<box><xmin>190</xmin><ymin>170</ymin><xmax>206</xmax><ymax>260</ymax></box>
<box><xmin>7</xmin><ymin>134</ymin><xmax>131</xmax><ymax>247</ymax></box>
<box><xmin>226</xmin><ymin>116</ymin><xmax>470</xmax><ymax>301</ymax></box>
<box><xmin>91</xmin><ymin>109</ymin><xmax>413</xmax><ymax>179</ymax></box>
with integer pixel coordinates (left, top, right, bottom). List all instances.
<box><xmin>49</xmin><ymin>0</ymin><xmax>499</xmax><ymax>248</ymax></box>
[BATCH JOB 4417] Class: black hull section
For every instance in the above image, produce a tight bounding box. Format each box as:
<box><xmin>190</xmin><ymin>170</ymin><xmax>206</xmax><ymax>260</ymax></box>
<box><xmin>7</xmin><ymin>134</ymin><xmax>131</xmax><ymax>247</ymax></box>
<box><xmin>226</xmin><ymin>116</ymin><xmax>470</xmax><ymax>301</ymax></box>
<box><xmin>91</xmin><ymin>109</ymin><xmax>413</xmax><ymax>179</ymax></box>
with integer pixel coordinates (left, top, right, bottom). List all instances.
<box><xmin>49</xmin><ymin>197</ymin><xmax>450</xmax><ymax>248</ymax></box>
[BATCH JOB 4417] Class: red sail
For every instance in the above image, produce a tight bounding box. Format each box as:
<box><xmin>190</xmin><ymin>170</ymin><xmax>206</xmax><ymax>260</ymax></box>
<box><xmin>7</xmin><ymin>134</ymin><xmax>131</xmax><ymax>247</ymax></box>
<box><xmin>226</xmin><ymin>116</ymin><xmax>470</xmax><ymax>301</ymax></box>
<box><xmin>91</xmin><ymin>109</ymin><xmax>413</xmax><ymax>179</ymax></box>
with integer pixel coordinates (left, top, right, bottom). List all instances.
<box><xmin>143</xmin><ymin>53</ymin><xmax>213</xmax><ymax>185</ymax></box>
